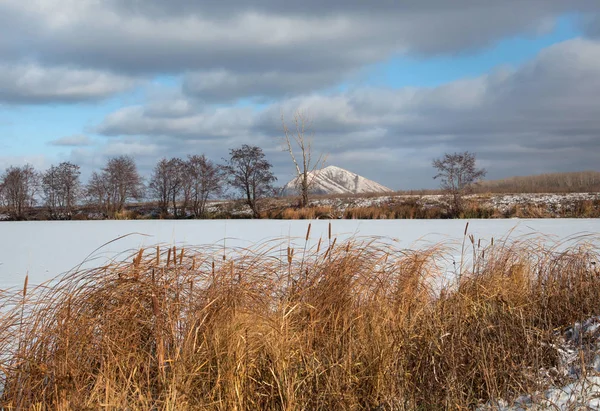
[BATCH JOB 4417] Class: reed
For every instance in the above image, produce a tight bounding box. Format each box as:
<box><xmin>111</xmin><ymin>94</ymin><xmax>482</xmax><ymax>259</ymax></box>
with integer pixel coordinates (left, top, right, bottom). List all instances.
<box><xmin>0</xmin><ymin>234</ymin><xmax>599</xmax><ymax>409</ymax></box>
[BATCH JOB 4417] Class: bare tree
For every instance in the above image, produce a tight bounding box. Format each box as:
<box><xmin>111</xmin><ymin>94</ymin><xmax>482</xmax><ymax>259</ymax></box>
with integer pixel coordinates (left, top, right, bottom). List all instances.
<box><xmin>187</xmin><ymin>154</ymin><xmax>224</xmax><ymax>217</ymax></box>
<box><xmin>86</xmin><ymin>156</ymin><xmax>144</xmax><ymax>217</ymax></box>
<box><xmin>433</xmin><ymin>151</ymin><xmax>487</xmax><ymax>216</ymax></box>
<box><xmin>0</xmin><ymin>165</ymin><xmax>40</xmax><ymax>220</ymax></box>
<box><xmin>107</xmin><ymin>156</ymin><xmax>144</xmax><ymax>214</ymax></box>
<box><xmin>148</xmin><ymin>158</ymin><xmax>172</xmax><ymax>216</ymax></box>
<box><xmin>281</xmin><ymin>111</ymin><xmax>327</xmax><ymax>207</ymax></box>
<box><xmin>223</xmin><ymin>145</ymin><xmax>276</xmax><ymax>218</ymax></box>
<box><xmin>86</xmin><ymin>171</ymin><xmax>110</xmax><ymax>216</ymax></box>
<box><xmin>180</xmin><ymin>160</ymin><xmax>193</xmax><ymax>217</ymax></box>
<box><xmin>167</xmin><ymin>158</ymin><xmax>186</xmax><ymax>218</ymax></box>
<box><xmin>42</xmin><ymin>162</ymin><xmax>81</xmax><ymax>219</ymax></box>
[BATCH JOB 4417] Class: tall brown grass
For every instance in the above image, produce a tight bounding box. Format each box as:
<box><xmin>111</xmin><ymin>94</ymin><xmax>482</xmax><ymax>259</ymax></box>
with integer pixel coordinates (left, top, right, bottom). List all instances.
<box><xmin>475</xmin><ymin>170</ymin><xmax>600</xmax><ymax>194</ymax></box>
<box><xmin>0</xmin><ymin>232</ymin><xmax>599</xmax><ymax>409</ymax></box>
<box><xmin>264</xmin><ymin>206</ymin><xmax>336</xmax><ymax>219</ymax></box>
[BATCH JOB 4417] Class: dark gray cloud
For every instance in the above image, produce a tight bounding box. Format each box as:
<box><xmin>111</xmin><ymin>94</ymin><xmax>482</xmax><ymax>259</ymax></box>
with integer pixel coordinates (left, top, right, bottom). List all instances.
<box><xmin>93</xmin><ymin>38</ymin><xmax>600</xmax><ymax>189</ymax></box>
<box><xmin>0</xmin><ymin>1</ymin><xmax>598</xmax><ymax>104</ymax></box>
<box><xmin>2</xmin><ymin>1</ymin><xmax>598</xmax><ymax>77</ymax></box>
<box><xmin>0</xmin><ymin>64</ymin><xmax>136</xmax><ymax>104</ymax></box>
<box><xmin>583</xmin><ymin>13</ymin><xmax>600</xmax><ymax>37</ymax></box>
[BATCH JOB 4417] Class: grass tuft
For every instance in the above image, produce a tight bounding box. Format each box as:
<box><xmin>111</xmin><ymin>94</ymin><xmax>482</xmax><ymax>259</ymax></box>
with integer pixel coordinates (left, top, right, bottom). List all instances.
<box><xmin>0</xmin><ymin>235</ymin><xmax>599</xmax><ymax>409</ymax></box>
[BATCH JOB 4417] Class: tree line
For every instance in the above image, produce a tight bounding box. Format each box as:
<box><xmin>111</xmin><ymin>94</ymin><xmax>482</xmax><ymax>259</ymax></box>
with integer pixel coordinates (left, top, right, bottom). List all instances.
<box><xmin>0</xmin><ymin>144</ymin><xmax>277</xmax><ymax>220</ymax></box>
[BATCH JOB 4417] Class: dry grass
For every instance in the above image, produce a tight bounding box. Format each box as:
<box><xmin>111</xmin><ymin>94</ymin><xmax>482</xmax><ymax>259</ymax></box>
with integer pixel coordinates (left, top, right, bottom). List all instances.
<box><xmin>475</xmin><ymin>170</ymin><xmax>600</xmax><ymax>194</ymax></box>
<box><xmin>264</xmin><ymin>206</ymin><xmax>336</xmax><ymax>219</ymax></box>
<box><xmin>1</xmin><ymin>228</ymin><xmax>599</xmax><ymax>409</ymax></box>
<box><xmin>343</xmin><ymin>204</ymin><xmax>446</xmax><ymax>219</ymax></box>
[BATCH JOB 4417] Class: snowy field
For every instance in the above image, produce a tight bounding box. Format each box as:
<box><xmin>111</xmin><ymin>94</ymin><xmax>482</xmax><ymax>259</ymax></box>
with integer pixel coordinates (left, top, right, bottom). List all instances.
<box><xmin>0</xmin><ymin>219</ymin><xmax>599</xmax><ymax>290</ymax></box>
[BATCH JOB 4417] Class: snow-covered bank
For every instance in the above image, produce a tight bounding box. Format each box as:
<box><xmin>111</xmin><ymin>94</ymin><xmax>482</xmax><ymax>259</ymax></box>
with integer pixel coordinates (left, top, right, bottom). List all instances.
<box><xmin>482</xmin><ymin>317</ymin><xmax>600</xmax><ymax>410</ymax></box>
<box><xmin>1</xmin><ymin>219</ymin><xmax>599</xmax><ymax>290</ymax></box>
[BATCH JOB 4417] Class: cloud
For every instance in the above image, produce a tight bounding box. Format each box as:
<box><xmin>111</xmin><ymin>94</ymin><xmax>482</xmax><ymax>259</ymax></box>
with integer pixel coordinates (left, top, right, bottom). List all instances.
<box><xmin>93</xmin><ymin>38</ymin><xmax>600</xmax><ymax>189</ymax></box>
<box><xmin>48</xmin><ymin>135</ymin><xmax>94</xmax><ymax>147</ymax></box>
<box><xmin>1</xmin><ymin>1</ymin><xmax>598</xmax><ymax>77</ymax></box>
<box><xmin>97</xmin><ymin>101</ymin><xmax>258</xmax><ymax>141</ymax></box>
<box><xmin>183</xmin><ymin>69</ymin><xmax>344</xmax><ymax>102</ymax></box>
<box><xmin>583</xmin><ymin>13</ymin><xmax>600</xmax><ymax>38</ymax></box>
<box><xmin>0</xmin><ymin>63</ymin><xmax>136</xmax><ymax>104</ymax></box>
<box><xmin>0</xmin><ymin>1</ymin><xmax>597</xmax><ymax>105</ymax></box>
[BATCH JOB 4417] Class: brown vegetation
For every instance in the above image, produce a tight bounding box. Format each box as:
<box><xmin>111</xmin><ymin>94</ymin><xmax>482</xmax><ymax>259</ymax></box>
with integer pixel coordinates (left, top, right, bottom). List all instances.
<box><xmin>1</xmin><ymin>229</ymin><xmax>599</xmax><ymax>409</ymax></box>
<box><xmin>263</xmin><ymin>205</ymin><xmax>335</xmax><ymax>219</ymax></box>
<box><xmin>475</xmin><ymin>170</ymin><xmax>600</xmax><ymax>194</ymax></box>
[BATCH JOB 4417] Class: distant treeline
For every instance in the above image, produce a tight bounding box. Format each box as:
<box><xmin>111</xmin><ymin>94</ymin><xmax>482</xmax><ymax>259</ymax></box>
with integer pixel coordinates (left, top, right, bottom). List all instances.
<box><xmin>474</xmin><ymin>170</ymin><xmax>600</xmax><ymax>194</ymax></box>
<box><xmin>0</xmin><ymin>144</ymin><xmax>277</xmax><ymax>220</ymax></box>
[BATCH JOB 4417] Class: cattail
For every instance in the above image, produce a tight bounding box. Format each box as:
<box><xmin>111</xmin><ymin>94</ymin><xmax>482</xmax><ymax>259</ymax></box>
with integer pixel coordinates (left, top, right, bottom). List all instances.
<box><xmin>66</xmin><ymin>295</ymin><xmax>71</xmax><ymax>321</ymax></box>
<box><xmin>317</xmin><ymin>238</ymin><xmax>322</xmax><ymax>253</ymax></box>
<box><xmin>212</xmin><ymin>260</ymin><xmax>215</xmax><ymax>276</ymax></box>
<box><xmin>328</xmin><ymin>222</ymin><xmax>332</xmax><ymax>240</ymax></box>
<box><xmin>152</xmin><ymin>294</ymin><xmax>160</xmax><ymax>317</ymax></box>
<box><xmin>179</xmin><ymin>248</ymin><xmax>184</xmax><ymax>265</ymax></box>
<box><xmin>469</xmin><ymin>234</ymin><xmax>474</xmax><ymax>245</ymax></box>
<box><xmin>191</xmin><ymin>257</ymin><xmax>196</xmax><ymax>271</ymax></box>
<box><xmin>23</xmin><ymin>274</ymin><xmax>28</xmax><ymax>298</ymax></box>
<box><xmin>464</xmin><ymin>222</ymin><xmax>469</xmax><ymax>236</ymax></box>
<box><xmin>156</xmin><ymin>245</ymin><xmax>160</xmax><ymax>266</ymax></box>
<box><xmin>478</xmin><ymin>239</ymin><xmax>481</xmax><ymax>248</ymax></box>
<box><xmin>166</xmin><ymin>247</ymin><xmax>172</xmax><ymax>267</ymax></box>
<box><xmin>331</xmin><ymin>238</ymin><xmax>337</xmax><ymax>249</ymax></box>
<box><xmin>134</xmin><ymin>248</ymin><xmax>144</xmax><ymax>267</ymax></box>
<box><xmin>491</xmin><ymin>237</ymin><xmax>494</xmax><ymax>246</ymax></box>
<box><xmin>306</xmin><ymin>223</ymin><xmax>312</xmax><ymax>241</ymax></box>
<box><xmin>173</xmin><ymin>246</ymin><xmax>177</xmax><ymax>266</ymax></box>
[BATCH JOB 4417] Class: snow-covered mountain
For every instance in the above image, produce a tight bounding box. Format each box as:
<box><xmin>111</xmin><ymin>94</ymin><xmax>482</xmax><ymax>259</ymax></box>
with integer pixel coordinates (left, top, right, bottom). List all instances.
<box><xmin>282</xmin><ymin>165</ymin><xmax>393</xmax><ymax>196</ymax></box>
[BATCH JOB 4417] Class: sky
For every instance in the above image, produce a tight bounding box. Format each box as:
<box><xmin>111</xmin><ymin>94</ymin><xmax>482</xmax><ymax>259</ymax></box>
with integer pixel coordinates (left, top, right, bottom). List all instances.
<box><xmin>1</xmin><ymin>1</ymin><xmax>600</xmax><ymax>190</ymax></box>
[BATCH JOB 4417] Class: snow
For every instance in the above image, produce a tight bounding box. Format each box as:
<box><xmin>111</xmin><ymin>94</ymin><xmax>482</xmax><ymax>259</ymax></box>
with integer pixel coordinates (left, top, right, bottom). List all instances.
<box><xmin>482</xmin><ymin>193</ymin><xmax>600</xmax><ymax>213</ymax></box>
<box><xmin>480</xmin><ymin>316</ymin><xmax>600</xmax><ymax>410</ymax></box>
<box><xmin>282</xmin><ymin>165</ymin><xmax>392</xmax><ymax>196</ymax></box>
<box><xmin>488</xmin><ymin>377</ymin><xmax>600</xmax><ymax>410</ymax></box>
<box><xmin>0</xmin><ymin>219</ymin><xmax>598</xmax><ymax>290</ymax></box>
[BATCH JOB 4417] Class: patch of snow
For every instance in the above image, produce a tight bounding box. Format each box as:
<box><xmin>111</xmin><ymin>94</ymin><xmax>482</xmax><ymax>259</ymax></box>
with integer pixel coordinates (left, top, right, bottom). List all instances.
<box><xmin>482</xmin><ymin>193</ymin><xmax>600</xmax><ymax>214</ymax></box>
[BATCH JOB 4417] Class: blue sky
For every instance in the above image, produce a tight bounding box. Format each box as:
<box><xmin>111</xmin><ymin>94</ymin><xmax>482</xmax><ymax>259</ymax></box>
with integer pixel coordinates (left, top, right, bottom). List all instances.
<box><xmin>1</xmin><ymin>2</ymin><xmax>599</xmax><ymax>189</ymax></box>
<box><xmin>368</xmin><ymin>14</ymin><xmax>581</xmax><ymax>89</ymax></box>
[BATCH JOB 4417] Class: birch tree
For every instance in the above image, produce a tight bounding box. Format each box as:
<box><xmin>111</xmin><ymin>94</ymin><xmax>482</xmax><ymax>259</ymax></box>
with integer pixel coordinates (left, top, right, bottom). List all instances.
<box><xmin>281</xmin><ymin>110</ymin><xmax>326</xmax><ymax>207</ymax></box>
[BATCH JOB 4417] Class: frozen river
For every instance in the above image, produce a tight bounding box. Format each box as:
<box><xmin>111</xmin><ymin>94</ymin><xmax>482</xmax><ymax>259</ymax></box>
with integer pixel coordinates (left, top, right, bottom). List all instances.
<box><xmin>1</xmin><ymin>219</ymin><xmax>598</xmax><ymax>289</ymax></box>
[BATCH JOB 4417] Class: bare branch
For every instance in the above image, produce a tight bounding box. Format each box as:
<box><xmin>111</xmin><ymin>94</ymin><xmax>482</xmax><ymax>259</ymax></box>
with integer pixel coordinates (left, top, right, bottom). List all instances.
<box><xmin>281</xmin><ymin>110</ymin><xmax>327</xmax><ymax>207</ymax></box>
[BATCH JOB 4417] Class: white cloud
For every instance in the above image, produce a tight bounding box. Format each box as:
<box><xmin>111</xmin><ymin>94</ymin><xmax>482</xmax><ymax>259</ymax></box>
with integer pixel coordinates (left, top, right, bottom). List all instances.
<box><xmin>93</xmin><ymin>38</ymin><xmax>600</xmax><ymax>189</ymax></box>
<box><xmin>0</xmin><ymin>63</ymin><xmax>136</xmax><ymax>104</ymax></box>
<box><xmin>49</xmin><ymin>135</ymin><xmax>94</xmax><ymax>147</ymax></box>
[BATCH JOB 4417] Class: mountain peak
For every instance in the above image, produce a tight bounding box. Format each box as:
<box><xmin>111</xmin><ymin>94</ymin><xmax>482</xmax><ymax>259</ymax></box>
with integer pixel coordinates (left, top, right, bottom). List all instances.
<box><xmin>282</xmin><ymin>166</ymin><xmax>392</xmax><ymax>197</ymax></box>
